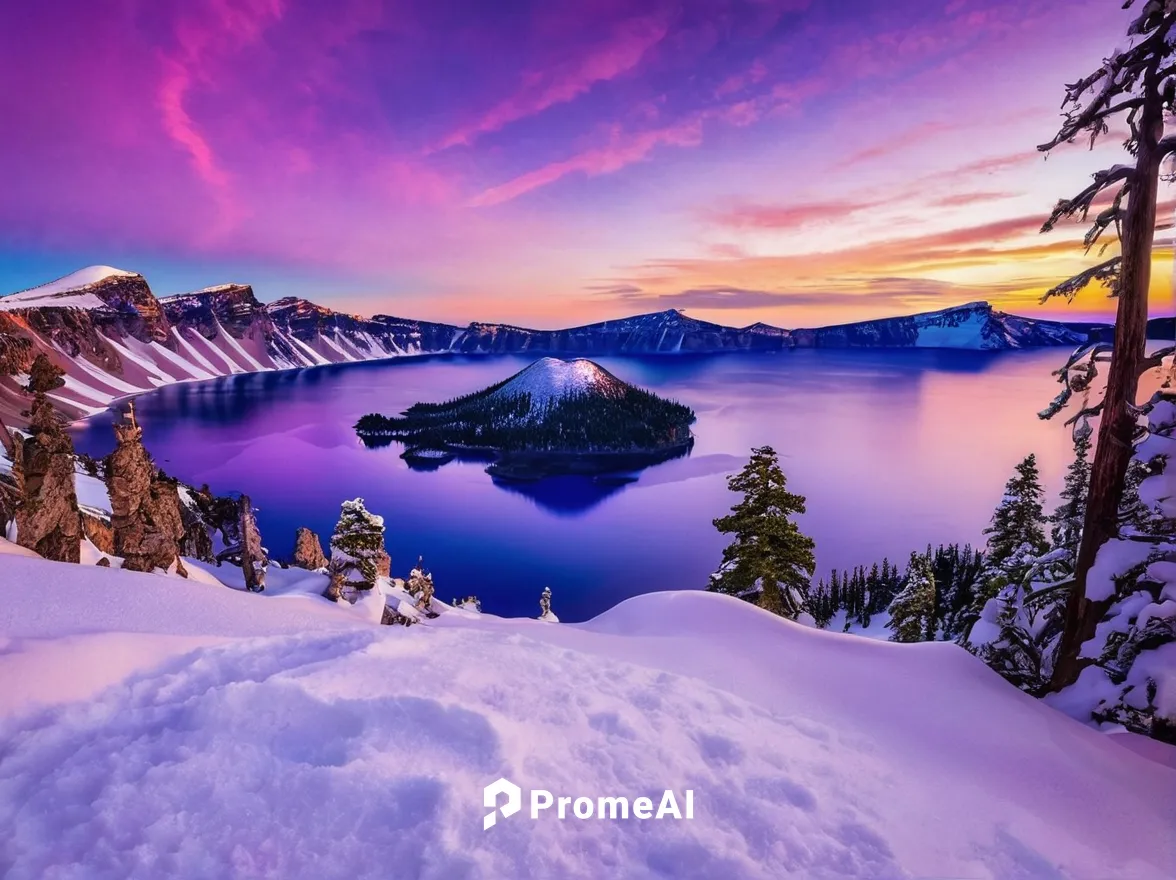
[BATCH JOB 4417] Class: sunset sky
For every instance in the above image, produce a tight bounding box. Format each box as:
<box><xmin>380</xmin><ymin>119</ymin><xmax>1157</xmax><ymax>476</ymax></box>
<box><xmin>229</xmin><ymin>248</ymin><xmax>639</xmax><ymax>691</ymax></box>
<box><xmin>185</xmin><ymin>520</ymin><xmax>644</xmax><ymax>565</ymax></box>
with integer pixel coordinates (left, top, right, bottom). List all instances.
<box><xmin>1</xmin><ymin>0</ymin><xmax>1172</xmax><ymax>327</ymax></box>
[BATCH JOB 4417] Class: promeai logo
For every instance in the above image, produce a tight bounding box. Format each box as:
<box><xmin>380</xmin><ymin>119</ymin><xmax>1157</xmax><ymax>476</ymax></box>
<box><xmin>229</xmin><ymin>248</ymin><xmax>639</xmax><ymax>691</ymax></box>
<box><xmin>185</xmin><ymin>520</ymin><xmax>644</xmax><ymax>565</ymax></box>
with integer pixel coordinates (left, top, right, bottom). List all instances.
<box><xmin>483</xmin><ymin>777</ymin><xmax>522</xmax><ymax>830</ymax></box>
<box><xmin>482</xmin><ymin>778</ymin><xmax>694</xmax><ymax>830</ymax></box>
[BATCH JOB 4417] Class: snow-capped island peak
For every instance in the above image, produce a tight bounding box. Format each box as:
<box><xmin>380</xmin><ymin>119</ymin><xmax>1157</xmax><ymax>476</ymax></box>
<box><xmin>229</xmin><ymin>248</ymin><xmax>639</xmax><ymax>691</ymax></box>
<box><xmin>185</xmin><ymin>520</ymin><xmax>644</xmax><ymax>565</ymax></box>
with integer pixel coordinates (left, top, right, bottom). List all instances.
<box><xmin>489</xmin><ymin>356</ymin><xmax>627</xmax><ymax>407</ymax></box>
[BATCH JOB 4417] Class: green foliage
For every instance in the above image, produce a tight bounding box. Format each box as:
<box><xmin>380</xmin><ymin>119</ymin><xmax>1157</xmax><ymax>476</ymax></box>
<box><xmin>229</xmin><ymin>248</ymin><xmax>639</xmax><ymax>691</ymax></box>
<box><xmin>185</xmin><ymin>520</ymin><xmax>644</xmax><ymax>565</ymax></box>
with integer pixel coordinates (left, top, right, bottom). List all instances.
<box><xmin>984</xmin><ymin>454</ymin><xmax>1048</xmax><ymax>572</ymax></box>
<box><xmin>329</xmin><ymin>498</ymin><xmax>386</xmax><ymax>590</ymax></box>
<box><xmin>708</xmin><ymin>446</ymin><xmax>815</xmax><ymax>619</ymax></box>
<box><xmin>1050</xmin><ymin>431</ymin><xmax>1091</xmax><ymax>554</ymax></box>
<box><xmin>355</xmin><ymin>382</ymin><xmax>694</xmax><ymax>455</ymax></box>
<box><xmin>887</xmin><ymin>552</ymin><xmax>936</xmax><ymax>643</ymax></box>
<box><xmin>807</xmin><ymin>544</ymin><xmax>981</xmax><ymax>639</ymax></box>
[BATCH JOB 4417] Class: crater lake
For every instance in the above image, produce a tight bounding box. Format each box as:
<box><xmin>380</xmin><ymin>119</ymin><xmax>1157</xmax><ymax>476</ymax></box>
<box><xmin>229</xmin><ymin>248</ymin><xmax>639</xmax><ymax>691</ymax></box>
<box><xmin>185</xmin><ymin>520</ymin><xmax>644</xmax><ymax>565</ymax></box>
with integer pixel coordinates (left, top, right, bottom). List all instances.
<box><xmin>71</xmin><ymin>349</ymin><xmax>1082</xmax><ymax>622</ymax></box>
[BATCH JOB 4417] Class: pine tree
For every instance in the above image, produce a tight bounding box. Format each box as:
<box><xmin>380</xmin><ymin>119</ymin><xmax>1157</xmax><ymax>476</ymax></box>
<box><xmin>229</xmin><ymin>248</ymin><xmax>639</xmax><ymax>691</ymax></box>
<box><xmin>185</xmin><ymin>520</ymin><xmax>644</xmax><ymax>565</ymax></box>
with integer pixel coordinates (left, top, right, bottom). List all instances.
<box><xmin>709</xmin><ymin>446</ymin><xmax>816</xmax><ymax>619</ymax></box>
<box><xmin>986</xmin><ymin>455</ymin><xmax>1048</xmax><ymax>564</ymax></box>
<box><xmin>887</xmin><ymin>552</ymin><xmax>936</xmax><ymax>643</ymax></box>
<box><xmin>324</xmin><ymin>498</ymin><xmax>387</xmax><ymax>602</ymax></box>
<box><xmin>1034</xmin><ymin>0</ymin><xmax>1176</xmax><ymax>692</ymax></box>
<box><xmin>974</xmin><ymin>455</ymin><xmax>1048</xmax><ymax>605</ymax></box>
<box><xmin>1051</xmin><ymin>429</ymin><xmax>1092</xmax><ymax>554</ymax></box>
<box><xmin>1059</xmin><ymin>394</ymin><xmax>1176</xmax><ymax>740</ymax></box>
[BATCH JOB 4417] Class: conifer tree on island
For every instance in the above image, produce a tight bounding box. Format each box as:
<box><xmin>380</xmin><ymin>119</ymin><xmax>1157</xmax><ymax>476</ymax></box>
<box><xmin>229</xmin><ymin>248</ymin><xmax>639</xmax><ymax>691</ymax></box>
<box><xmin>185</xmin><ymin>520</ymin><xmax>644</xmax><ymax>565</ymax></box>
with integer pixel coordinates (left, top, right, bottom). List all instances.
<box><xmin>887</xmin><ymin>552</ymin><xmax>936</xmax><ymax>643</ymax></box>
<box><xmin>708</xmin><ymin>446</ymin><xmax>816</xmax><ymax>619</ymax></box>
<box><xmin>1035</xmin><ymin>0</ymin><xmax>1176</xmax><ymax>690</ymax></box>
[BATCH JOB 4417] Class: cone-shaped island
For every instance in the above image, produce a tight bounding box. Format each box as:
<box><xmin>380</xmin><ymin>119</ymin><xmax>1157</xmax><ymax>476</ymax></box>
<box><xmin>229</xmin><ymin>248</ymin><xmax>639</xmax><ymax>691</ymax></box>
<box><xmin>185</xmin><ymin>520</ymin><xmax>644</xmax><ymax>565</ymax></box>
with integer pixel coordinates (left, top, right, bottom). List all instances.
<box><xmin>355</xmin><ymin>357</ymin><xmax>695</xmax><ymax>480</ymax></box>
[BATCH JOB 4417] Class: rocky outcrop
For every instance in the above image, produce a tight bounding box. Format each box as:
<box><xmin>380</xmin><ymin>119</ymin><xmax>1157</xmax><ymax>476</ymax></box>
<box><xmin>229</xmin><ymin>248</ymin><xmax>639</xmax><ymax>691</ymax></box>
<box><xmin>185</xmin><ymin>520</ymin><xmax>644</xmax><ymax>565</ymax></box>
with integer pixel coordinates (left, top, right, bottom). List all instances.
<box><xmin>292</xmin><ymin>526</ymin><xmax>327</xmax><ymax>570</ymax></box>
<box><xmin>13</xmin><ymin>356</ymin><xmax>82</xmax><ymax>562</ymax></box>
<box><xmin>238</xmin><ymin>495</ymin><xmax>267</xmax><ymax>592</ymax></box>
<box><xmin>81</xmin><ymin>511</ymin><xmax>114</xmax><ymax>555</ymax></box>
<box><xmin>0</xmin><ymin>472</ymin><xmax>18</xmax><ymax>535</ymax></box>
<box><xmin>105</xmin><ymin>403</ymin><xmax>187</xmax><ymax>576</ymax></box>
<box><xmin>176</xmin><ymin>492</ymin><xmax>215</xmax><ymax>562</ymax></box>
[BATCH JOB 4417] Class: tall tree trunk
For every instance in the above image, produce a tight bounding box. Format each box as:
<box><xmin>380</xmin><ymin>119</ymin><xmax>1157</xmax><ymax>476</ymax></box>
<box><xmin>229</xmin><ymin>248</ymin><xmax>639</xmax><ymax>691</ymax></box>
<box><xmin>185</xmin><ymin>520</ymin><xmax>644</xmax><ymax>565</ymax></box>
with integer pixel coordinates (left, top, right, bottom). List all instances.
<box><xmin>1050</xmin><ymin>100</ymin><xmax>1163</xmax><ymax>691</ymax></box>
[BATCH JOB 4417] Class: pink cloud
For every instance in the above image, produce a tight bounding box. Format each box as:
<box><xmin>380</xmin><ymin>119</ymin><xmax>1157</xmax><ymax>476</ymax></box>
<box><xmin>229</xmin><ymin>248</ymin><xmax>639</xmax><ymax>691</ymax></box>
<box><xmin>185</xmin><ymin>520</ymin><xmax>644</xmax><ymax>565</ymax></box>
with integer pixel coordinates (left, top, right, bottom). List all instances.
<box><xmin>469</xmin><ymin>118</ymin><xmax>704</xmax><ymax>207</ymax></box>
<box><xmin>155</xmin><ymin>0</ymin><xmax>287</xmax><ymax>231</ymax></box>
<box><xmin>710</xmin><ymin>196</ymin><xmax>891</xmax><ymax>230</ymax></box>
<box><xmin>438</xmin><ymin>13</ymin><xmax>670</xmax><ymax>150</ymax></box>
<box><xmin>714</xmin><ymin>59</ymin><xmax>767</xmax><ymax>97</ymax></box>
<box><xmin>844</xmin><ymin>120</ymin><xmax>959</xmax><ymax>165</ymax></box>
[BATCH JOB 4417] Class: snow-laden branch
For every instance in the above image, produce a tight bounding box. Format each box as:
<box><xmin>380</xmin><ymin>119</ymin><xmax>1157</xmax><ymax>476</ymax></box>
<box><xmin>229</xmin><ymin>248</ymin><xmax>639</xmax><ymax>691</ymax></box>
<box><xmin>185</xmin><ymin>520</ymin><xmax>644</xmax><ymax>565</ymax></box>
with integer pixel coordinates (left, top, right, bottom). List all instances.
<box><xmin>1039</xmin><ymin>343</ymin><xmax>1174</xmax><ymax>421</ymax></box>
<box><xmin>1040</xmin><ymin>257</ymin><xmax>1121</xmax><ymax>303</ymax></box>
<box><xmin>1042</xmin><ymin>167</ymin><xmax>1134</xmax><ymax>233</ymax></box>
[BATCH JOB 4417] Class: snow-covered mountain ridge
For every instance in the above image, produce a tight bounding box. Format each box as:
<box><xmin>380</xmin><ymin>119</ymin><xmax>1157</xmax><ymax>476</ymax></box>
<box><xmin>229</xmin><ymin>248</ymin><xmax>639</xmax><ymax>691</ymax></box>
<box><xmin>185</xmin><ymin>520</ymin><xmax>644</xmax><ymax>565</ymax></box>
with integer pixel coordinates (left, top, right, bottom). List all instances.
<box><xmin>0</xmin><ymin>265</ymin><xmax>1108</xmax><ymax>426</ymax></box>
<box><xmin>0</xmin><ymin>546</ymin><xmax>1172</xmax><ymax>878</ymax></box>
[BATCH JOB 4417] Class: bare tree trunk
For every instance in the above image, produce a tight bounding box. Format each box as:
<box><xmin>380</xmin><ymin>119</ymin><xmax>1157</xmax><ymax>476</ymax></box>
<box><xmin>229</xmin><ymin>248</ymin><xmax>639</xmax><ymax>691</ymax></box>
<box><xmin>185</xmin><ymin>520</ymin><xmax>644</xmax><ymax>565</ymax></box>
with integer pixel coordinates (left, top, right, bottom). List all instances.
<box><xmin>1051</xmin><ymin>104</ymin><xmax>1163</xmax><ymax>691</ymax></box>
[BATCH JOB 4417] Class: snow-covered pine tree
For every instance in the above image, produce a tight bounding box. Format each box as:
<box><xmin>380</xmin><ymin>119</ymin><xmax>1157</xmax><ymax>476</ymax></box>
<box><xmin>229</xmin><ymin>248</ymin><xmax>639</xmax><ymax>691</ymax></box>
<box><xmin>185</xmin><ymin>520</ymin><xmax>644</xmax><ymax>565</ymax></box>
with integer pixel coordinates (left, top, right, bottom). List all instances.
<box><xmin>887</xmin><ymin>552</ymin><xmax>936</xmax><ymax>643</ymax></box>
<box><xmin>940</xmin><ymin>543</ymin><xmax>983</xmax><ymax>641</ymax></box>
<box><xmin>972</xmin><ymin>455</ymin><xmax>1048</xmax><ymax>610</ymax></box>
<box><xmin>324</xmin><ymin>498</ymin><xmax>387</xmax><ymax>602</ymax></box>
<box><xmin>1051</xmin><ymin>393</ymin><xmax>1176</xmax><ymax>741</ymax></box>
<box><xmin>1034</xmin><ymin>0</ymin><xmax>1176</xmax><ymax>692</ymax></box>
<box><xmin>708</xmin><ymin>446</ymin><xmax>816</xmax><ymax>619</ymax></box>
<box><xmin>1051</xmin><ymin>428</ymin><xmax>1093</xmax><ymax>555</ymax></box>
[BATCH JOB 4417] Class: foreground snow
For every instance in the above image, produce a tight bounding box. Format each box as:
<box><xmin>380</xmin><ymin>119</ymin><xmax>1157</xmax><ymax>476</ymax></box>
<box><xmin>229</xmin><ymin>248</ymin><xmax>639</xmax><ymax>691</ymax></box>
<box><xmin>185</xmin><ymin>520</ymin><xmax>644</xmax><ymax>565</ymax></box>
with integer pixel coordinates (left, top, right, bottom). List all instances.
<box><xmin>0</xmin><ymin>556</ymin><xmax>1173</xmax><ymax>878</ymax></box>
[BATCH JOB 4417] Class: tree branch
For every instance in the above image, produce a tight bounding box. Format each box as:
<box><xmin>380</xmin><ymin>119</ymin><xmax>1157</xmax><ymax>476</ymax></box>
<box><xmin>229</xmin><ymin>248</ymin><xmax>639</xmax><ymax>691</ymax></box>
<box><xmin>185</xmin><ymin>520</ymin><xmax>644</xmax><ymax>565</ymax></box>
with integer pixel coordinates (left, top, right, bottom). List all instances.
<box><xmin>1042</xmin><ymin>166</ymin><xmax>1134</xmax><ymax>232</ymax></box>
<box><xmin>1040</xmin><ymin>257</ymin><xmax>1121</xmax><ymax>302</ymax></box>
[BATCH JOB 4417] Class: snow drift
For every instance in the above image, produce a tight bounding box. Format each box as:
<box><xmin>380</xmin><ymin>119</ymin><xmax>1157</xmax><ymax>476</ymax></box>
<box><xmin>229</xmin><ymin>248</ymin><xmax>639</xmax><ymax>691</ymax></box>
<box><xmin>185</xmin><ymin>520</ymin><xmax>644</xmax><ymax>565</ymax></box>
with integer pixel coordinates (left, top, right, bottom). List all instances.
<box><xmin>0</xmin><ymin>553</ymin><xmax>1172</xmax><ymax>879</ymax></box>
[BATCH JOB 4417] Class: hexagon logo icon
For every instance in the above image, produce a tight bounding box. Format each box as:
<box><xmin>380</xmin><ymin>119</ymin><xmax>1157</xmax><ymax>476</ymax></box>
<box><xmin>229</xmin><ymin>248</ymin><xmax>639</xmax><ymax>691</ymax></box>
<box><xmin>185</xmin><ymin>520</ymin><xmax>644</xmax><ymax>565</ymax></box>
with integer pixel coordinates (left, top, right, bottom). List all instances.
<box><xmin>483</xmin><ymin>777</ymin><xmax>522</xmax><ymax>830</ymax></box>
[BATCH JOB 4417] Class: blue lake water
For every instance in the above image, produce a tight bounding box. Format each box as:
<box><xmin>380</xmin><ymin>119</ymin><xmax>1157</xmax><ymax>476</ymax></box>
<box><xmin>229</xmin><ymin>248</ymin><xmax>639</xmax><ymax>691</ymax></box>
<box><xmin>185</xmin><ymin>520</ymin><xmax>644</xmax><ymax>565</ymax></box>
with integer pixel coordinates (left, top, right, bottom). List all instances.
<box><xmin>71</xmin><ymin>349</ymin><xmax>1080</xmax><ymax>621</ymax></box>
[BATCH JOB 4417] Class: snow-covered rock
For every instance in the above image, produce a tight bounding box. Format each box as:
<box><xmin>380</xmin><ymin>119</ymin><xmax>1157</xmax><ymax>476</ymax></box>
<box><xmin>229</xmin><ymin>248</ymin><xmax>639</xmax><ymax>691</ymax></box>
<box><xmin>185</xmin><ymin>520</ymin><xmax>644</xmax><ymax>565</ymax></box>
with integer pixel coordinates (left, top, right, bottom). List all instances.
<box><xmin>0</xmin><ymin>266</ymin><xmax>138</xmax><ymax>311</ymax></box>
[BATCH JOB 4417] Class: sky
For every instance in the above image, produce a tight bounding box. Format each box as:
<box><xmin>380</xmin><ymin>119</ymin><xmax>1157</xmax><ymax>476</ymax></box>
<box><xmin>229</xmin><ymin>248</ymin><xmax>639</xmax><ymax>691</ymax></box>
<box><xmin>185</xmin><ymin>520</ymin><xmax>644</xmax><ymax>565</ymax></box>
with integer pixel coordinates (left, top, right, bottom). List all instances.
<box><xmin>0</xmin><ymin>0</ymin><xmax>1172</xmax><ymax>328</ymax></box>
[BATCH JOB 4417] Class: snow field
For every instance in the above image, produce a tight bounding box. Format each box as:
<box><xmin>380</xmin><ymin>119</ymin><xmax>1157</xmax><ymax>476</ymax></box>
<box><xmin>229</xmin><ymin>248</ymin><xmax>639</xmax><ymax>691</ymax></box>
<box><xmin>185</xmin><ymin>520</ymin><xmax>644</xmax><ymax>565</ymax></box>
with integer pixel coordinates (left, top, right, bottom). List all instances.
<box><xmin>0</xmin><ymin>561</ymin><xmax>1173</xmax><ymax>879</ymax></box>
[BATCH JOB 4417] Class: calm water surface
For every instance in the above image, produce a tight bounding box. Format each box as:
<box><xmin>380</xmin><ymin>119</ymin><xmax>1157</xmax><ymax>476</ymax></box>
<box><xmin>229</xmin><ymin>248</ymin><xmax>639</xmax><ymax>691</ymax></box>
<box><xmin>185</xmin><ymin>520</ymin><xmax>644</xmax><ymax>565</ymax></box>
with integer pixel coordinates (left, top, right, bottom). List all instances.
<box><xmin>72</xmin><ymin>350</ymin><xmax>1080</xmax><ymax>621</ymax></box>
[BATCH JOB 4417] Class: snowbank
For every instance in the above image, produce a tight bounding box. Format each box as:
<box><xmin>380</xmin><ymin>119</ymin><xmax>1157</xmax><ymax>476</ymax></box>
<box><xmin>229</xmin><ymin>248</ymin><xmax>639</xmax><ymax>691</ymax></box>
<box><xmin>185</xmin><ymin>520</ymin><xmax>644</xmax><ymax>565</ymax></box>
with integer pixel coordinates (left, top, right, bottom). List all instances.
<box><xmin>0</xmin><ymin>559</ymin><xmax>1173</xmax><ymax>878</ymax></box>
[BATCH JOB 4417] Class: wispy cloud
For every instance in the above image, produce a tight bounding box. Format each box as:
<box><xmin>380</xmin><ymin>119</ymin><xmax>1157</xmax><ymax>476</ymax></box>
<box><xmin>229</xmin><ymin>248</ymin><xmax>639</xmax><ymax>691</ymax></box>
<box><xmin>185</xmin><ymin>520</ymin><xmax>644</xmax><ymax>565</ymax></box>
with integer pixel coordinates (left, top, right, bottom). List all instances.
<box><xmin>439</xmin><ymin>14</ymin><xmax>670</xmax><ymax>150</ymax></box>
<box><xmin>468</xmin><ymin>117</ymin><xmax>705</xmax><ymax>207</ymax></box>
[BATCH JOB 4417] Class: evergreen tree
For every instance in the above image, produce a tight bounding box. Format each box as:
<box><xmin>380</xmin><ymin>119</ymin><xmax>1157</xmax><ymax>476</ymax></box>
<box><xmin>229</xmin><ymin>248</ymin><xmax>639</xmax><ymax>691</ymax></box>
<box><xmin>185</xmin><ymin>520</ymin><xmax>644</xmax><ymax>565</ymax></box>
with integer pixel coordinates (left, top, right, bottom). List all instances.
<box><xmin>973</xmin><ymin>455</ymin><xmax>1048</xmax><ymax>608</ymax></box>
<box><xmin>324</xmin><ymin>498</ymin><xmax>387</xmax><ymax>601</ymax></box>
<box><xmin>1058</xmin><ymin>394</ymin><xmax>1176</xmax><ymax>740</ymax></box>
<box><xmin>1031</xmin><ymin>0</ymin><xmax>1176</xmax><ymax>692</ymax></box>
<box><xmin>709</xmin><ymin>446</ymin><xmax>816</xmax><ymax>619</ymax></box>
<box><xmin>887</xmin><ymin>552</ymin><xmax>936</xmax><ymax>643</ymax></box>
<box><xmin>807</xmin><ymin>578</ymin><xmax>833</xmax><ymax>628</ymax></box>
<box><xmin>985</xmin><ymin>455</ymin><xmax>1048</xmax><ymax>564</ymax></box>
<box><xmin>1051</xmin><ymin>429</ymin><xmax>1092</xmax><ymax>554</ymax></box>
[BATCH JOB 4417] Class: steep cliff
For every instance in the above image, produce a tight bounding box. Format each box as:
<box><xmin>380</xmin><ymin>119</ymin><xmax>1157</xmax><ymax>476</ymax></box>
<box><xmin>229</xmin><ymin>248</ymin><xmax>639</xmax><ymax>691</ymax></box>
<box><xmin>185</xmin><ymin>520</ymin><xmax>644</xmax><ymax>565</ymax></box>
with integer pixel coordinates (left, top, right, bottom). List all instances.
<box><xmin>0</xmin><ymin>266</ymin><xmax>1105</xmax><ymax>429</ymax></box>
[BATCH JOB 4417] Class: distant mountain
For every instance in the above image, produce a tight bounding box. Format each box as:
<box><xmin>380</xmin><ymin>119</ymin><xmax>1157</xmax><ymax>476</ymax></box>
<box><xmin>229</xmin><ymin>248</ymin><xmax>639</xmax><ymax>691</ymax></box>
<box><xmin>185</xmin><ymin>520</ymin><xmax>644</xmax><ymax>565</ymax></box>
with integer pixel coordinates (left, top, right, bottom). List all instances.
<box><xmin>1063</xmin><ymin>316</ymin><xmax>1174</xmax><ymax>343</ymax></box>
<box><xmin>0</xmin><ymin>265</ymin><xmax>1132</xmax><ymax>426</ymax></box>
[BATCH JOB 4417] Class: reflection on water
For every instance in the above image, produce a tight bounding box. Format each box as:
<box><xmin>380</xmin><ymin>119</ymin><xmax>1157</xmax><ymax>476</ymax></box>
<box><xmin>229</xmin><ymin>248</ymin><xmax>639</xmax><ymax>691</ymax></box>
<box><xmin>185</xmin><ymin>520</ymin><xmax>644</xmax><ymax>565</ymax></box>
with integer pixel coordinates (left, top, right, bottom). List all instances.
<box><xmin>72</xmin><ymin>349</ymin><xmax>1080</xmax><ymax>622</ymax></box>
